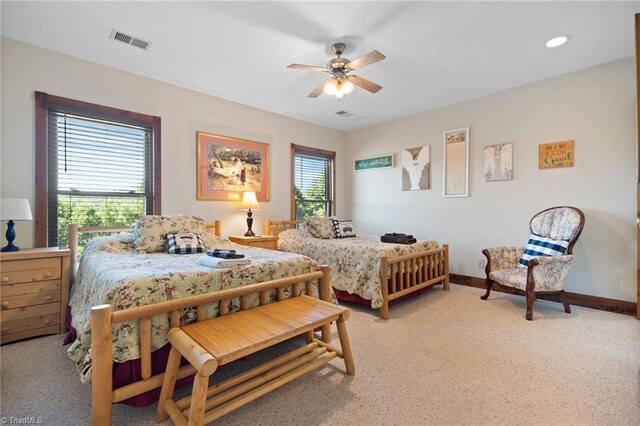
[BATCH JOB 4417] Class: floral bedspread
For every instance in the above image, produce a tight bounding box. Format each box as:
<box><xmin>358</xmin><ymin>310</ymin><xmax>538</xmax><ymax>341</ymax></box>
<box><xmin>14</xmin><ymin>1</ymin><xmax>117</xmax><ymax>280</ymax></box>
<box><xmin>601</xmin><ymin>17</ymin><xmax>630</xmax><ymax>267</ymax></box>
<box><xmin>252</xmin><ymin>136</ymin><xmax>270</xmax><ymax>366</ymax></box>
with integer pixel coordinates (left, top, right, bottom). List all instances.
<box><xmin>67</xmin><ymin>234</ymin><xmax>322</xmax><ymax>383</ymax></box>
<box><xmin>277</xmin><ymin>229</ymin><xmax>439</xmax><ymax>309</ymax></box>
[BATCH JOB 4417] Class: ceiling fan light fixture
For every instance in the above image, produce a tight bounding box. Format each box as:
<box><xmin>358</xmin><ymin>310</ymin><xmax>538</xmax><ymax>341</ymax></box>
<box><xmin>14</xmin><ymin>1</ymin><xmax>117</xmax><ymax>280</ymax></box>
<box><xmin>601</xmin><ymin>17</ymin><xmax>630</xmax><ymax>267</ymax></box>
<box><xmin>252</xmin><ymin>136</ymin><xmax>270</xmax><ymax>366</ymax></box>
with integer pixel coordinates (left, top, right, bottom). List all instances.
<box><xmin>290</xmin><ymin>43</ymin><xmax>385</xmax><ymax>99</ymax></box>
<box><xmin>324</xmin><ymin>79</ymin><xmax>354</xmax><ymax>99</ymax></box>
<box><xmin>342</xmin><ymin>80</ymin><xmax>355</xmax><ymax>95</ymax></box>
<box><xmin>324</xmin><ymin>79</ymin><xmax>339</xmax><ymax>95</ymax></box>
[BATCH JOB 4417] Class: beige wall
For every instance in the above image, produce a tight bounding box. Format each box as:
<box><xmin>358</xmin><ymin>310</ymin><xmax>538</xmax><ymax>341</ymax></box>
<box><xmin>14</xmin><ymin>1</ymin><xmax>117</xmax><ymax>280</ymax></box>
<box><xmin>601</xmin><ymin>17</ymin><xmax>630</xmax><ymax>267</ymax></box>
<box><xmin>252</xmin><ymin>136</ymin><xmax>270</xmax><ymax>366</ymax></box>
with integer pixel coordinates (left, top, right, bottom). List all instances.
<box><xmin>0</xmin><ymin>38</ymin><xmax>346</xmax><ymax>244</ymax></box>
<box><xmin>346</xmin><ymin>58</ymin><xmax>636</xmax><ymax>302</ymax></box>
<box><xmin>2</xmin><ymin>37</ymin><xmax>636</xmax><ymax>302</ymax></box>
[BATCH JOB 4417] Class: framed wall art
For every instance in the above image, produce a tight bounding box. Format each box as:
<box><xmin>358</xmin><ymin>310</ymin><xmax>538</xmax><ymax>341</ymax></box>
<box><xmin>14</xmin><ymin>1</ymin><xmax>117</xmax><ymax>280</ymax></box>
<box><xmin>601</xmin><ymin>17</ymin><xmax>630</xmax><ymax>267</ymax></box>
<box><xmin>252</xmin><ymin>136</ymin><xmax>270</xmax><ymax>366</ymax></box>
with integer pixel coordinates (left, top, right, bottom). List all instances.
<box><xmin>443</xmin><ymin>127</ymin><xmax>469</xmax><ymax>197</ymax></box>
<box><xmin>354</xmin><ymin>154</ymin><xmax>394</xmax><ymax>171</ymax></box>
<box><xmin>196</xmin><ymin>131</ymin><xmax>270</xmax><ymax>201</ymax></box>
<box><xmin>401</xmin><ymin>146</ymin><xmax>430</xmax><ymax>191</ymax></box>
<box><xmin>538</xmin><ymin>140</ymin><xmax>574</xmax><ymax>169</ymax></box>
<box><xmin>484</xmin><ymin>143</ymin><xmax>513</xmax><ymax>181</ymax></box>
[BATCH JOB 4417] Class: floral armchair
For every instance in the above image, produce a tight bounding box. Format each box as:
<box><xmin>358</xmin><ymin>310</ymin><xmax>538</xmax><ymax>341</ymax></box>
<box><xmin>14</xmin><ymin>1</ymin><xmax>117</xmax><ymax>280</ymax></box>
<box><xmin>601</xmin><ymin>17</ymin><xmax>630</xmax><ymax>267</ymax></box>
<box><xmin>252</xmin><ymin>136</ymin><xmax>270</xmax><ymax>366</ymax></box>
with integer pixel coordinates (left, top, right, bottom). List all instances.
<box><xmin>481</xmin><ymin>206</ymin><xmax>585</xmax><ymax>320</ymax></box>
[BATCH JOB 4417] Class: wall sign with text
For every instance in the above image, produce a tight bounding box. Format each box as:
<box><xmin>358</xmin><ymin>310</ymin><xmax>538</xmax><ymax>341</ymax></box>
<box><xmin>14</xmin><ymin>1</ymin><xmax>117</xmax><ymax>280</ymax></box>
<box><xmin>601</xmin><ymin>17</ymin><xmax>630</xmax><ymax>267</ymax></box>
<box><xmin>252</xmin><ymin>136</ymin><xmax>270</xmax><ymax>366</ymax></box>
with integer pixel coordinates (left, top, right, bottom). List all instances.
<box><xmin>354</xmin><ymin>154</ymin><xmax>394</xmax><ymax>171</ymax></box>
<box><xmin>538</xmin><ymin>140</ymin><xmax>574</xmax><ymax>169</ymax></box>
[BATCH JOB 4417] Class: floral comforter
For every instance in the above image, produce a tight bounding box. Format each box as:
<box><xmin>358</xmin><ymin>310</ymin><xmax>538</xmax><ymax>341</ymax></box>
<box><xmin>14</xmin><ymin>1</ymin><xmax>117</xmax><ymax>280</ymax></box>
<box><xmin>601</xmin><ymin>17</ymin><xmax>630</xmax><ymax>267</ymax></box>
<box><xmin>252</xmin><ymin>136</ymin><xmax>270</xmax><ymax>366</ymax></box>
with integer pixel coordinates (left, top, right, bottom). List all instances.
<box><xmin>277</xmin><ymin>229</ymin><xmax>439</xmax><ymax>309</ymax></box>
<box><xmin>67</xmin><ymin>234</ymin><xmax>321</xmax><ymax>383</ymax></box>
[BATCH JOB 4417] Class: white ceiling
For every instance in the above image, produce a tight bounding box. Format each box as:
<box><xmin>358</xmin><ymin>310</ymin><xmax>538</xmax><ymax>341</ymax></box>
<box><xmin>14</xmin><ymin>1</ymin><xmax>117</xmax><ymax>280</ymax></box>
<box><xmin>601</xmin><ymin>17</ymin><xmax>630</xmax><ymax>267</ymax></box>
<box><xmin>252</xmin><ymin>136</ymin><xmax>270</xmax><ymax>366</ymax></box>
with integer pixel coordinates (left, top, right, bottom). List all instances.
<box><xmin>1</xmin><ymin>1</ymin><xmax>638</xmax><ymax>132</ymax></box>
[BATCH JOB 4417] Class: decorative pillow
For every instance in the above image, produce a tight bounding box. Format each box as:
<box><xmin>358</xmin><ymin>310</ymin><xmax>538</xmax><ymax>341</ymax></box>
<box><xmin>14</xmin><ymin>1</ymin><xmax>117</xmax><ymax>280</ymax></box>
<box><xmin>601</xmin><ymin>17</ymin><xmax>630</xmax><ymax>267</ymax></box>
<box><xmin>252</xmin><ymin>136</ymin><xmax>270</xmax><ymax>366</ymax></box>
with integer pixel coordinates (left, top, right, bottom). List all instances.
<box><xmin>167</xmin><ymin>233</ymin><xmax>206</xmax><ymax>254</ymax></box>
<box><xmin>134</xmin><ymin>215</ymin><xmax>210</xmax><ymax>253</ymax></box>
<box><xmin>306</xmin><ymin>217</ymin><xmax>334</xmax><ymax>239</ymax></box>
<box><xmin>332</xmin><ymin>219</ymin><xmax>356</xmax><ymax>239</ymax></box>
<box><xmin>518</xmin><ymin>234</ymin><xmax>569</xmax><ymax>268</ymax></box>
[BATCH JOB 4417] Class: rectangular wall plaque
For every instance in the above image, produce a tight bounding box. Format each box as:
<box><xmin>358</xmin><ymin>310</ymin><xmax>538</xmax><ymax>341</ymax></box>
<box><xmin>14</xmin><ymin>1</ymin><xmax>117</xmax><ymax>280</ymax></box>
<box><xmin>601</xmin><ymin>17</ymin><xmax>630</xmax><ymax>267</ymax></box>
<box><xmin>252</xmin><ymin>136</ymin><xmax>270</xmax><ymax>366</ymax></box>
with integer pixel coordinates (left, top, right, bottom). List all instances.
<box><xmin>354</xmin><ymin>154</ymin><xmax>394</xmax><ymax>171</ymax></box>
<box><xmin>538</xmin><ymin>140</ymin><xmax>574</xmax><ymax>169</ymax></box>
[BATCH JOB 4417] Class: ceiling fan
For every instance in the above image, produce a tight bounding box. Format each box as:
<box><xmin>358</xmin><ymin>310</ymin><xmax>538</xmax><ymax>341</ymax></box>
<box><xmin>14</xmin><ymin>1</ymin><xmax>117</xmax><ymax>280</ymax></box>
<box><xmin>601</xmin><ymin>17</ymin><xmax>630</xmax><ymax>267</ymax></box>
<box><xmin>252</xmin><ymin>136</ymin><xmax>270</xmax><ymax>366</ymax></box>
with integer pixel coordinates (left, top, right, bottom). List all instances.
<box><xmin>287</xmin><ymin>42</ymin><xmax>385</xmax><ymax>99</ymax></box>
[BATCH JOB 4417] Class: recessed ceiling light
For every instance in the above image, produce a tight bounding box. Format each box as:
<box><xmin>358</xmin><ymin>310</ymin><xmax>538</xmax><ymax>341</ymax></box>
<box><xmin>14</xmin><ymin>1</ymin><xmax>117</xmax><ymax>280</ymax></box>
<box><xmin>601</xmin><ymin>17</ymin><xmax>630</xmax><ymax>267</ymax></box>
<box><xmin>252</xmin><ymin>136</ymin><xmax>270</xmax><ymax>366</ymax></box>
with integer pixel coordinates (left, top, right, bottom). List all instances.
<box><xmin>546</xmin><ymin>35</ymin><xmax>571</xmax><ymax>48</ymax></box>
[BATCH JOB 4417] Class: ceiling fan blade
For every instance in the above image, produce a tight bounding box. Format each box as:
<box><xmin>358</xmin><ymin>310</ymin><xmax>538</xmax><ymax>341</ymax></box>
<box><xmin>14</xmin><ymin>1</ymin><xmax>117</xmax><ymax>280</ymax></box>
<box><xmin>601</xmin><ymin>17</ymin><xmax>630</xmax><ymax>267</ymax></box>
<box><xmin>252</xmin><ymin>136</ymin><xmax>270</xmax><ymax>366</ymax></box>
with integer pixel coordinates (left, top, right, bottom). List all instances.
<box><xmin>348</xmin><ymin>75</ymin><xmax>383</xmax><ymax>94</ymax></box>
<box><xmin>346</xmin><ymin>50</ymin><xmax>385</xmax><ymax>70</ymax></box>
<box><xmin>307</xmin><ymin>79</ymin><xmax>331</xmax><ymax>98</ymax></box>
<box><xmin>287</xmin><ymin>63</ymin><xmax>330</xmax><ymax>73</ymax></box>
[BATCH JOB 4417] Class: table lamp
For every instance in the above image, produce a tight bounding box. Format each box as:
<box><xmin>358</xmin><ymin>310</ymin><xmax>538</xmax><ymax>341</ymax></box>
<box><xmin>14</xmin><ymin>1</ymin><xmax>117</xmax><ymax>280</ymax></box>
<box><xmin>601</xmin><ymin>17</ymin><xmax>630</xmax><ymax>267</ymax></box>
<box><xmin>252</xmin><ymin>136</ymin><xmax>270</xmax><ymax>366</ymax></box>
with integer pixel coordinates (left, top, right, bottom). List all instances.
<box><xmin>239</xmin><ymin>192</ymin><xmax>260</xmax><ymax>237</ymax></box>
<box><xmin>1</xmin><ymin>198</ymin><xmax>33</xmax><ymax>252</ymax></box>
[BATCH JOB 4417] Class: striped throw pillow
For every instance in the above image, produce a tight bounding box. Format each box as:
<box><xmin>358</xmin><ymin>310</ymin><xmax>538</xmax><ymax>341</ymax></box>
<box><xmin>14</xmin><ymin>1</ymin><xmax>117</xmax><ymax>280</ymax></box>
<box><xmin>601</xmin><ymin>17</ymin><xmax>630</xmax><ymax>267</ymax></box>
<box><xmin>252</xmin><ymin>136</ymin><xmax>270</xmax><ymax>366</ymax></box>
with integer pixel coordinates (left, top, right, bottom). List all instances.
<box><xmin>518</xmin><ymin>234</ymin><xmax>569</xmax><ymax>268</ymax></box>
<box><xmin>167</xmin><ymin>233</ymin><xmax>205</xmax><ymax>254</ymax></box>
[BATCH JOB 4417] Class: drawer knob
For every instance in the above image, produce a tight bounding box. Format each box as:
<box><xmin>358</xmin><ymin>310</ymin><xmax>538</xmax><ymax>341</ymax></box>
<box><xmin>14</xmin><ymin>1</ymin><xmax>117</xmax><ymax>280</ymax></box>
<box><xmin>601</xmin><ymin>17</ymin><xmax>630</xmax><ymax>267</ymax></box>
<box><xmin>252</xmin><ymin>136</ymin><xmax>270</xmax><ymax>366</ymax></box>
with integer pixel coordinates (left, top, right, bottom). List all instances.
<box><xmin>1</xmin><ymin>301</ymin><xmax>9</xmax><ymax>308</ymax></box>
<box><xmin>44</xmin><ymin>272</ymin><xmax>53</xmax><ymax>278</ymax></box>
<box><xmin>44</xmin><ymin>319</ymin><xmax>52</xmax><ymax>325</ymax></box>
<box><xmin>1</xmin><ymin>277</ymin><xmax>9</xmax><ymax>283</ymax></box>
<box><xmin>45</xmin><ymin>295</ymin><xmax>54</xmax><ymax>301</ymax></box>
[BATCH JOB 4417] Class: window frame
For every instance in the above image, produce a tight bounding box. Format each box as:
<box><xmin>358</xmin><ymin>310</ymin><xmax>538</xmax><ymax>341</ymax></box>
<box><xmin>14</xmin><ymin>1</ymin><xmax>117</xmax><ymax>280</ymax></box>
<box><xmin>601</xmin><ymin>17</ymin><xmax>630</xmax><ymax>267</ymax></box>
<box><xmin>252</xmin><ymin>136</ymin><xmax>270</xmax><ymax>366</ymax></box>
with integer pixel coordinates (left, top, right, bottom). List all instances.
<box><xmin>290</xmin><ymin>143</ymin><xmax>336</xmax><ymax>220</ymax></box>
<box><xmin>34</xmin><ymin>91</ymin><xmax>161</xmax><ymax>247</ymax></box>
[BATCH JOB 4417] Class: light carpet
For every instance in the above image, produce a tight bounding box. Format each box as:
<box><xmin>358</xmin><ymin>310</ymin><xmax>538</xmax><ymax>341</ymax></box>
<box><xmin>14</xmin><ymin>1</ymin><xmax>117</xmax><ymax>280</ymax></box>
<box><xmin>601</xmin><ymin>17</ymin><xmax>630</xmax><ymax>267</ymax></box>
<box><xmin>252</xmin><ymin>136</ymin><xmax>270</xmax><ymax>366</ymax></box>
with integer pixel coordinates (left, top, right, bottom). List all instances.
<box><xmin>1</xmin><ymin>285</ymin><xmax>638</xmax><ymax>425</ymax></box>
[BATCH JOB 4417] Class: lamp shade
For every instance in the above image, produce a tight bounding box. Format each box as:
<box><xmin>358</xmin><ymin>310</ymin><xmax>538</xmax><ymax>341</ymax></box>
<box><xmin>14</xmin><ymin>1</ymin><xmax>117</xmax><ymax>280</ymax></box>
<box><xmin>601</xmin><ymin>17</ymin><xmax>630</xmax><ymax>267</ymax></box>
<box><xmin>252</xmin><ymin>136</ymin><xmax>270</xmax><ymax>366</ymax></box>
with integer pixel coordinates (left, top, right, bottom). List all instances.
<box><xmin>239</xmin><ymin>192</ymin><xmax>260</xmax><ymax>210</ymax></box>
<box><xmin>0</xmin><ymin>199</ymin><xmax>33</xmax><ymax>221</ymax></box>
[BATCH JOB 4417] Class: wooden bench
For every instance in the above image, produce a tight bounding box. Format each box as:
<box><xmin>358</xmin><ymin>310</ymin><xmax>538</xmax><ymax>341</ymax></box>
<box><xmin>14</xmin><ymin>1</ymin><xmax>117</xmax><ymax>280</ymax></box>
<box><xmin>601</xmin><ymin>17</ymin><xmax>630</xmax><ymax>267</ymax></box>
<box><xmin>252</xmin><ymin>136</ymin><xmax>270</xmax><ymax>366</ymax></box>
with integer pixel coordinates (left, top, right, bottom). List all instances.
<box><xmin>156</xmin><ymin>295</ymin><xmax>355</xmax><ymax>425</ymax></box>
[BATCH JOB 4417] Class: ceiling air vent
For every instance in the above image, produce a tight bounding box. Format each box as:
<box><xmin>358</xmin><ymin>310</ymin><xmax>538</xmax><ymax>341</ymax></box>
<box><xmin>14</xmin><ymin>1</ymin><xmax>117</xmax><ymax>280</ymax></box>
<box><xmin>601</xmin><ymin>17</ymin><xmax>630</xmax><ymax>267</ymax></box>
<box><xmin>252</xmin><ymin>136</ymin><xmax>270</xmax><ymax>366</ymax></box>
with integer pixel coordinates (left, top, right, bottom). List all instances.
<box><xmin>109</xmin><ymin>29</ymin><xmax>151</xmax><ymax>51</ymax></box>
<box><xmin>335</xmin><ymin>110</ymin><xmax>354</xmax><ymax>118</ymax></box>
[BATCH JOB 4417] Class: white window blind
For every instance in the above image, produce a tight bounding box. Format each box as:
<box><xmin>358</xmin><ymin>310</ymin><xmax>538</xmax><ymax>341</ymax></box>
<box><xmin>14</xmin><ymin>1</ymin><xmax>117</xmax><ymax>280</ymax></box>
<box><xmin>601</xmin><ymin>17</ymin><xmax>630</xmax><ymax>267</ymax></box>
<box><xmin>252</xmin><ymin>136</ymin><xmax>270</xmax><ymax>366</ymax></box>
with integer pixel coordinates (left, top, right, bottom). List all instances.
<box><xmin>47</xmin><ymin>111</ymin><xmax>154</xmax><ymax>247</ymax></box>
<box><xmin>293</xmin><ymin>149</ymin><xmax>335</xmax><ymax>219</ymax></box>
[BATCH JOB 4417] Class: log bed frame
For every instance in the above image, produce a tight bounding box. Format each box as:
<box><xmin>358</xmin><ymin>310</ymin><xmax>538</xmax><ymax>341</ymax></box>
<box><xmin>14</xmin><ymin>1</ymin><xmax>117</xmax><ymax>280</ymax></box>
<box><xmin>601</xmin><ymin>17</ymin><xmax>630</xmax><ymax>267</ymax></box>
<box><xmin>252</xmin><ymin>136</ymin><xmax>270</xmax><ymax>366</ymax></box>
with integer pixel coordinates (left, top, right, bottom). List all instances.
<box><xmin>265</xmin><ymin>219</ymin><xmax>450</xmax><ymax>320</ymax></box>
<box><xmin>67</xmin><ymin>222</ymin><xmax>332</xmax><ymax>426</ymax></box>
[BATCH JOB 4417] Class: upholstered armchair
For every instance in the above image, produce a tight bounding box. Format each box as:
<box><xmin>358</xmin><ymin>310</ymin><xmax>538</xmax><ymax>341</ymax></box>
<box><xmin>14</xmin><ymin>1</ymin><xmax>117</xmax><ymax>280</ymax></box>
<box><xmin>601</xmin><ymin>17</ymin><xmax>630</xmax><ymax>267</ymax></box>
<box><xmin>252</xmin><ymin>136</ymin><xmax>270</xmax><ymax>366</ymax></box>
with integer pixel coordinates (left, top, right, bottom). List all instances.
<box><xmin>481</xmin><ymin>206</ymin><xmax>585</xmax><ymax>320</ymax></box>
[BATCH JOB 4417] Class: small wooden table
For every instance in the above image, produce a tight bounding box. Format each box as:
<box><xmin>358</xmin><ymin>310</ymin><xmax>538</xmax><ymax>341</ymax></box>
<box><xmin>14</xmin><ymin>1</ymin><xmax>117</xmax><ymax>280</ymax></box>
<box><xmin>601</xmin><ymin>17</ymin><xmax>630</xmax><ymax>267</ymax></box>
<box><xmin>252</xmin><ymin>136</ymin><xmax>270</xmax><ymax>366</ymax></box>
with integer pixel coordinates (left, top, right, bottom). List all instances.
<box><xmin>229</xmin><ymin>235</ymin><xmax>279</xmax><ymax>250</ymax></box>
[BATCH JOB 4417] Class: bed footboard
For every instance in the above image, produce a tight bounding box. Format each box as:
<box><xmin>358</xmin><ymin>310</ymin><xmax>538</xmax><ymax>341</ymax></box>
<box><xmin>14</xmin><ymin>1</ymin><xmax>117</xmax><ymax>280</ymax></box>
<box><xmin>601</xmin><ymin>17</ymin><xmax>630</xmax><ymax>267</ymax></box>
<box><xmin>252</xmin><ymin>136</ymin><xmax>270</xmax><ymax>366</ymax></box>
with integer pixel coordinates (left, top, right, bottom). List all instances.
<box><xmin>90</xmin><ymin>265</ymin><xmax>331</xmax><ymax>426</ymax></box>
<box><xmin>379</xmin><ymin>244</ymin><xmax>449</xmax><ymax>320</ymax></box>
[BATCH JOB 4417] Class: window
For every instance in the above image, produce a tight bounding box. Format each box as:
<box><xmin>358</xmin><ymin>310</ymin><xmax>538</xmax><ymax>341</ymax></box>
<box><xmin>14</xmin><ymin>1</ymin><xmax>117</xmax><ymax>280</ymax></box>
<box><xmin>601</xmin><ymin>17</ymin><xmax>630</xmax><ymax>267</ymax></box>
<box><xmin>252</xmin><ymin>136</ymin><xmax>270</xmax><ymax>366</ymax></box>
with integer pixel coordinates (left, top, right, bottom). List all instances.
<box><xmin>35</xmin><ymin>92</ymin><xmax>161</xmax><ymax>248</ymax></box>
<box><xmin>290</xmin><ymin>144</ymin><xmax>336</xmax><ymax>220</ymax></box>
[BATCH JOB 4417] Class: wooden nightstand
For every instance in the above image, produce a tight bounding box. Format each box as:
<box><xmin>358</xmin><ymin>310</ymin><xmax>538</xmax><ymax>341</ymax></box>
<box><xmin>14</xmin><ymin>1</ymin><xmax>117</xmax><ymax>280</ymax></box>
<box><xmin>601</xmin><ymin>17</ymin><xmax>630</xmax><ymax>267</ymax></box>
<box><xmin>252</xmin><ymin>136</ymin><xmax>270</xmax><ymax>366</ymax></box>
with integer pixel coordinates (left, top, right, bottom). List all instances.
<box><xmin>228</xmin><ymin>235</ymin><xmax>279</xmax><ymax>250</ymax></box>
<box><xmin>0</xmin><ymin>248</ymin><xmax>71</xmax><ymax>344</ymax></box>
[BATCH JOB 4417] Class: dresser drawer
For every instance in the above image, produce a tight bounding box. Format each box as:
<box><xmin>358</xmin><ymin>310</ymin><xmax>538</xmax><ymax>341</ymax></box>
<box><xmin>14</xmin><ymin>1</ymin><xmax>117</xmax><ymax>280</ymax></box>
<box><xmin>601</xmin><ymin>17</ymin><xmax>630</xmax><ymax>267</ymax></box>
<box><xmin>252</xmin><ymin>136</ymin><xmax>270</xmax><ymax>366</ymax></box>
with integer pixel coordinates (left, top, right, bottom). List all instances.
<box><xmin>0</xmin><ymin>280</ymin><xmax>61</xmax><ymax>298</ymax></box>
<box><xmin>1</xmin><ymin>290</ymin><xmax>60</xmax><ymax>310</ymax></box>
<box><xmin>0</xmin><ymin>266</ymin><xmax>61</xmax><ymax>285</ymax></box>
<box><xmin>1</xmin><ymin>258</ymin><xmax>60</xmax><ymax>273</ymax></box>
<box><xmin>1</xmin><ymin>313</ymin><xmax>60</xmax><ymax>336</ymax></box>
<box><xmin>0</xmin><ymin>302</ymin><xmax>60</xmax><ymax>322</ymax></box>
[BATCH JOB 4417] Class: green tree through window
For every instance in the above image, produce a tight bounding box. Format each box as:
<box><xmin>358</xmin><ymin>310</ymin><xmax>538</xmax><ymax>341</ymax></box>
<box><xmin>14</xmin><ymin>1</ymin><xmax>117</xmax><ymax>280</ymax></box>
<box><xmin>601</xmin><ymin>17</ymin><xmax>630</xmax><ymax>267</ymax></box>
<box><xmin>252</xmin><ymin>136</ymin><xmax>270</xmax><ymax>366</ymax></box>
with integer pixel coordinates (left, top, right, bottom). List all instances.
<box><xmin>35</xmin><ymin>93</ymin><xmax>160</xmax><ymax>249</ymax></box>
<box><xmin>291</xmin><ymin>144</ymin><xmax>335</xmax><ymax>220</ymax></box>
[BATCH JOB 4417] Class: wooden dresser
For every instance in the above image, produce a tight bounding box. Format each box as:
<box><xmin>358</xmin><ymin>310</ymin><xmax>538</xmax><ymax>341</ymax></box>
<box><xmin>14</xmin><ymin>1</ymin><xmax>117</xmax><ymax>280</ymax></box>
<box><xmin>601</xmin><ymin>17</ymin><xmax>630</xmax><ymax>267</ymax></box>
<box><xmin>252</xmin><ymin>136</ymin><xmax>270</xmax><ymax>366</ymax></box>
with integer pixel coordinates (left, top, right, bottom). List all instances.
<box><xmin>228</xmin><ymin>235</ymin><xmax>279</xmax><ymax>250</ymax></box>
<box><xmin>0</xmin><ymin>248</ymin><xmax>71</xmax><ymax>344</ymax></box>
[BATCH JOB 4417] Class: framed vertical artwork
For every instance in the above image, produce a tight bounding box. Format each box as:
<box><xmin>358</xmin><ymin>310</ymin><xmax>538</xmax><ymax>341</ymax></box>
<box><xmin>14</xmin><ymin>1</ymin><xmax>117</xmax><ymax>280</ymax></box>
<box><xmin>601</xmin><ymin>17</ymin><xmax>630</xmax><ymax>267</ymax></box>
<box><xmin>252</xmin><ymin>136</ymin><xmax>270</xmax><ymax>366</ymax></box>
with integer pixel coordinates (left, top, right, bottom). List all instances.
<box><xmin>443</xmin><ymin>127</ymin><xmax>470</xmax><ymax>197</ymax></box>
<box><xmin>484</xmin><ymin>143</ymin><xmax>513</xmax><ymax>181</ymax></box>
<box><xmin>196</xmin><ymin>131</ymin><xmax>270</xmax><ymax>201</ymax></box>
<box><xmin>401</xmin><ymin>146</ymin><xmax>430</xmax><ymax>191</ymax></box>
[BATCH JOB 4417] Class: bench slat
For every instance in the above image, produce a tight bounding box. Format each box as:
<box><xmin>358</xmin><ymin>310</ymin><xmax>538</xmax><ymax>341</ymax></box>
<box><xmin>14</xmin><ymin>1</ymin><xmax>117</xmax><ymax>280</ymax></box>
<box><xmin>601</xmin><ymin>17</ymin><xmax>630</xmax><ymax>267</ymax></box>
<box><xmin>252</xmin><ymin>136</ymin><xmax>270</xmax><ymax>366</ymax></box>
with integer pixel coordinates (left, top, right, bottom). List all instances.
<box><xmin>181</xmin><ymin>296</ymin><xmax>344</xmax><ymax>365</ymax></box>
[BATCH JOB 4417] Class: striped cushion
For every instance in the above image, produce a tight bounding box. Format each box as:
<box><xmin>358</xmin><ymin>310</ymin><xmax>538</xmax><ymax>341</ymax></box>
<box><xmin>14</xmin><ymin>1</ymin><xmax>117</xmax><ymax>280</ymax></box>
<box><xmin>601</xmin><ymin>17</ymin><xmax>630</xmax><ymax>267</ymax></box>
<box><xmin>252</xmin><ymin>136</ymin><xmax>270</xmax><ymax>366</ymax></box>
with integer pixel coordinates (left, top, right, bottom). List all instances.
<box><xmin>167</xmin><ymin>233</ymin><xmax>205</xmax><ymax>254</ymax></box>
<box><xmin>518</xmin><ymin>234</ymin><xmax>569</xmax><ymax>268</ymax></box>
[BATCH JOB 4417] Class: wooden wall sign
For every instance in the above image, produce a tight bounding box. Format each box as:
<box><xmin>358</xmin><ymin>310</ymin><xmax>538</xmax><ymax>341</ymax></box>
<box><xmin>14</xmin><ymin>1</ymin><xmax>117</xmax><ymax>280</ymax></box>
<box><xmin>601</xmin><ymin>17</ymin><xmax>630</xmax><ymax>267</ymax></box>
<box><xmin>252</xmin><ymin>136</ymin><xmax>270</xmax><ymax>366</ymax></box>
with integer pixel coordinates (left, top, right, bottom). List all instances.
<box><xmin>354</xmin><ymin>154</ymin><xmax>394</xmax><ymax>171</ymax></box>
<box><xmin>538</xmin><ymin>140</ymin><xmax>574</xmax><ymax>169</ymax></box>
